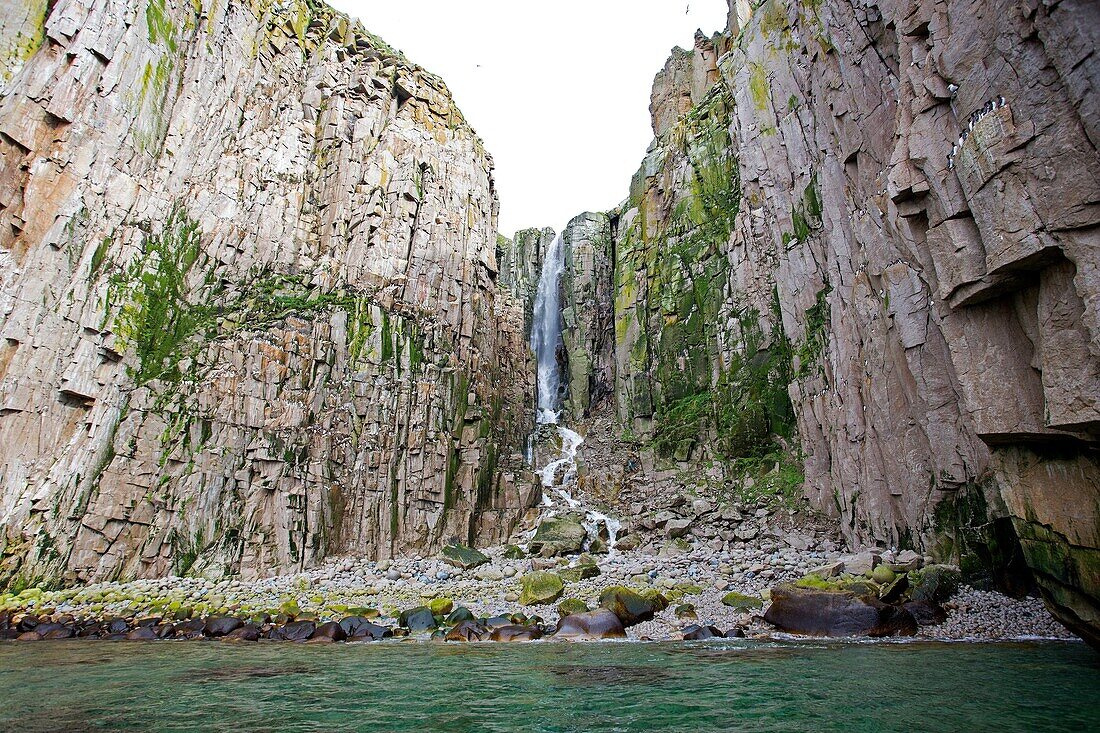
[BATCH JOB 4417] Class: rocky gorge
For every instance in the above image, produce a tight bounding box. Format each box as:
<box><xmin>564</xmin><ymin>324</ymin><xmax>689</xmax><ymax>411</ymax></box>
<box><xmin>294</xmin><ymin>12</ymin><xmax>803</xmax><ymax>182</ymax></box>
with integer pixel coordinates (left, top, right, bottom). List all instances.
<box><xmin>0</xmin><ymin>0</ymin><xmax>1097</xmax><ymax>652</ymax></box>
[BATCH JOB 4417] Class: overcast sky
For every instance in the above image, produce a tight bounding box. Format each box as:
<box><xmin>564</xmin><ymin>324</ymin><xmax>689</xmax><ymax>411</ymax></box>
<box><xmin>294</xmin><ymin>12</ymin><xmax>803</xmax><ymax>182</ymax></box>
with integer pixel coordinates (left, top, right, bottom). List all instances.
<box><xmin>328</xmin><ymin>0</ymin><xmax>729</xmax><ymax>237</ymax></box>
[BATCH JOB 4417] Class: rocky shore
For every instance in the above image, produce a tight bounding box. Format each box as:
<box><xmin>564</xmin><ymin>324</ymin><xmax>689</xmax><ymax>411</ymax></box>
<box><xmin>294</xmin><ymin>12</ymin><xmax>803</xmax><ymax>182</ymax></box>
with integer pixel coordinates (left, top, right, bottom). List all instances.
<box><xmin>0</xmin><ymin>540</ymin><xmax>1073</xmax><ymax>644</ymax></box>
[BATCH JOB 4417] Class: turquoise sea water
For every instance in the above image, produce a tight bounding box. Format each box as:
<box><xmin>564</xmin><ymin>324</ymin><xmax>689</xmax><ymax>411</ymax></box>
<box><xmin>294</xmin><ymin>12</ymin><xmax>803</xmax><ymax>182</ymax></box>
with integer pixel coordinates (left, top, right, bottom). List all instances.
<box><xmin>0</xmin><ymin>640</ymin><xmax>1096</xmax><ymax>732</ymax></box>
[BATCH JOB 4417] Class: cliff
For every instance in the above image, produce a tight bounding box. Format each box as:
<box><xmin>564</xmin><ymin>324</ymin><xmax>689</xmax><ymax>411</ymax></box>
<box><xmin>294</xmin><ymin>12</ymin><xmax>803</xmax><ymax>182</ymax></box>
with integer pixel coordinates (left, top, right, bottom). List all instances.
<box><xmin>0</xmin><ymin>0</ymin><xmax>535</xmax><ymax>586</ymax></box>
<box><xmin>520</xmin><ymin>0</ymin><xmax>1099</xmax><ymax>644</ymax></box>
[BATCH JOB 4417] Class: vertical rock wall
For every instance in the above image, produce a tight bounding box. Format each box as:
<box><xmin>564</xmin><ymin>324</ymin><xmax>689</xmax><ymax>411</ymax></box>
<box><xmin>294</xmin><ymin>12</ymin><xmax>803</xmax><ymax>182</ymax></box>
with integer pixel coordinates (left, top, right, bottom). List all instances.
<box><xmin>524</xmin><ymin>0</ymin><xmax>1100</xmax><ymax>642</ymax></box>
<box><xmin>0</xmin><ymin>0</ymin><xmax>534</xmax><ymax>587</ymax></box>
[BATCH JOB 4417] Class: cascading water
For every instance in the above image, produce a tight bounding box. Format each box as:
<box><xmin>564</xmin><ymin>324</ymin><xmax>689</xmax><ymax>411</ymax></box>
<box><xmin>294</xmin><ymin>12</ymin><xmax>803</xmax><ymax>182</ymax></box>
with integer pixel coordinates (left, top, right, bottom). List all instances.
<box><xmin>530</xmin><ymin>233</ymin><xmax>566</xmax><ymax>425</ymax></box>
<box><xmin>528</xmin><ymin>232</ymin><xmax>621</xmax><ymax>553</ymax></box>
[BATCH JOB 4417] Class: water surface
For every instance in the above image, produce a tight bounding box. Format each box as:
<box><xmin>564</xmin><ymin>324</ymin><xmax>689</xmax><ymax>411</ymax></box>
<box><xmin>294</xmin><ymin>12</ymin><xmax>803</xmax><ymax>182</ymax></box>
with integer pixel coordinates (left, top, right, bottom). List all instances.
<box><xmin>0</xmin><ymin>640</ymin><xmax>1096</xmax><ymax>732</ymax></box>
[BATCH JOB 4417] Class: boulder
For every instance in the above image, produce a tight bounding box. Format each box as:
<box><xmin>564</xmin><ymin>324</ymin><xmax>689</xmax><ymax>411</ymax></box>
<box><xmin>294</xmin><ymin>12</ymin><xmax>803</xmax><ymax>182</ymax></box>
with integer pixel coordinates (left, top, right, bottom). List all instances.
<box><xmin>125</xmin><ymin>627</ymin><xmax>159</xmax><ymax>641</ymax></box>
<box><xmin>553</xmin><ymin>609</ymin><xmax>627</xmax><ymax>640</ymax></box>
<box><xmin>204</xmin><ymin>617</ymin><xmax>243</xmax><ymax>637</ymax></box>
<box><xmin>223</xmin><ymin>625</ymin><xmax>261</xmax><ymax>642</ymax></box>
<box><xmin>528</xmin><ymin>514</ymin><xmax>587</xmax><ymax>556</ymax></box>
<box><xmin>871</xmin><ymin>565</ymin><xmax>897</xmax><ymax>585</ymax></box>
<box><xmin>903</xmin><ymin>600</ymin><xmax>948</xmax><ymax>626</ymax></box>
<box><xmin>489</xmin><ymin>625</ymin><xmax>544</xmax><ymax>642</ymax></box>
<box><xmin>398</xmin><ymin>606</ymin><xmax>437</xmax><ymax>632</ymax></box>
<box><xmin>841</xmin><ymin>551</ymin><xmax>880</xmax><ymax>577</ymax></box>
<box><xmin>889</xmin><ymin>550</ymin><xmax>924</xmax><ymax>573</ymax></box>
<box><xmin>312</xmin><ymin>622</ymin><xmax>347</xmax><ymax>641</ymax></box>
<box><xmin>665</xmin><ymin>518</ymin><xmax>693</xmax><ymax>538</ymax></box>
<box><xmin>598</xmin><ymin>586</ymin><xmax>669</xmax><ymax>626</ymax></box>
<box><xmin>441</xmin><ymin>545</ymin><xmax>490</xmax><ymax>570</ymax></box>
<box><xmin>720</xmin><ymin>591</ymin><xmax>763</xmax><ymax>611</ymax></box>
<box><xmin>277</xmin><ymin>620</ymin><xmax>317</xmax><ymax>642</ymax></box>
<box><xmin>445</xmin><ymin>607</ymin><xmax>476</xmax><ymax>624</ymax></box>
<box><xmin>559</xmin><ymin>563</ymin><xmax>601</xmax><ymax>582</ymax></box>
<box><xmin>907</xmin><ymin>565</ymin><xmax>961</xmax><ymax>603</ymax></box>
<box><xmin>445</xmin><ymin>620</ymin><xmax>489</xmax><ymax>642</ymax></box>
<box><xmin>519</xmin><ymin>572</ymin><xmax>565</xmax><ymax>606</ymax></box>
<box><xmin>340</xmin><ymin>618</ymin><xmax>392</xmax><ymax>640</ymax></box>
<box><xmin>809</xmin><ymin>561</ymin><xmax>845</xmax><ymax>578</ymax></box>
<box><xmin>428</xmin><ymin>598</ymin><xmax>454</xmax><ymax>616</ymax></box>
<box><xmin>764</xmin><ymin>584</ymin><xmax>917</xmax><ymax>637</ymax></box>
<box><xmin>682</xmin><ymin>624</ymin><xmax>723</xmax><ymax>640</ymax></box>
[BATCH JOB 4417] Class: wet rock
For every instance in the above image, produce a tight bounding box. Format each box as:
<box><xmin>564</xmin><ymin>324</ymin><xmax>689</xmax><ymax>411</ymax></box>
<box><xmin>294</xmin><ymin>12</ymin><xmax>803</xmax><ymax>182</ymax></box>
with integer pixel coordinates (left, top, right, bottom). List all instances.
<box><xmin>398</xmin><ymin>606</ymin><xmax>437</xmax><ymax>632</ymax></box>
<box><xmin>764</xmin><ymin>584</ymin><xmax>917</xmax><ymax>637</ymax></box>
<box><xmin>721</xmin><ymin>591</ymin><xmax>763</xmax><ymax>611</ymax></box>
<box><xmin>175</xmin><ymin>619</ymin><xmax>207</xmax><ymax>640</ymax></box>
<box><xmin>484</xmin><ymin>615</ymin><xmax>512</xmax><ymax>629</ymax></box>
<box><xmin>16</xmin><ymin>631</ymin><xmax>41</xmax><ymax>641</ymax></box>
<box><xmin>554</xmin><ymin>609</ymin><xmax>627</xmax><ymax>640</ymax></box>
<box><xmin>682</xmin><ymin>624</ymin><xmax>723</xmax><ymax>640</ymax></box>
<box><xmin>441</xmin><ymin>545</ymin><xmax>490</xmax><ymax>570</ymax></box>
<box><xmin>340</xmin><ymin>618</ymin><xmax>392</xmax><ymax>640</ymax></box>
<box><xmin>529</xmin><ymin>514</ymin><xmax>587</xmax><ymax>556</ymax></box>
<box><xmin>903</xmin><ymin>600</ymin><xmax>948</xmax><ymax>627</ymax></box>
<box><xmin>724</xmin><ymin>627</ymin><xmax>746</xmax><ymax>638</ymax></box>
<box><xmin>489</xmin><ymin>625</ymin><xmax>544</xmax><ymax>642</ymax></box>
<box><xmin>445</xmin><ymin>620</ymin><xmax>489</xmax><ymax>642</ymax></box>
<box><xmin>223</xmin><ymin>625</ymin><xmax>261</xmax><ymax>642</ymax></box>
<box><xmin>445</xmin><ymin>607</ymin><xmax>476</xmax><ymax>624</ymax></box>
<box><xmin>312</xmin><ymin>622</ymin><xmax>347</xmax><ymax>642</ymax></box>
<box><xmin>106</xmin><ymin>618</ymin><xmax>130</xmax><ymax>635</ymax></box>
<box><xmin>519</xmin><ymin>572</ymin><xmax>565</xmax><ymax>606</ymax></box>
<box><xmin>205</xmin><ymin>617</ymin><xmax>243</xmax><ymax>637</ymax></box>
<box><xmin>428</xmin><ymin>598</ymin><xmax>454</xmax><ymax>616</ymax></box>
<box><xmin>276</xmin><ymin>620</ymin><xmax>316</xmax><ymax>642</ymax></box>
<box><xmin>125</xmin><ymin>627</ymin><xmax>158</xmax><ymax>641</ymax></box>
<box><xmin>598</xmin><ymin>586</ymin><xmax>669</xmax><ymax>626</ymax></box>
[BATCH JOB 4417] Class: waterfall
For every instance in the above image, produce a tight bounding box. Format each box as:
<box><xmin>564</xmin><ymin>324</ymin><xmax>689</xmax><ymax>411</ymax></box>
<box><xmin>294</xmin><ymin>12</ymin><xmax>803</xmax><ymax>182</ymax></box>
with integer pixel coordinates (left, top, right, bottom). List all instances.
<box><xmin>530</xmin><ymin>233</ymin><xmax>565</xmax><ymax>424</ymax></box>
<box><xmin>528</xmin><ymin>230</ymin><xmax>621</xmax><ymax>554</ymax></box>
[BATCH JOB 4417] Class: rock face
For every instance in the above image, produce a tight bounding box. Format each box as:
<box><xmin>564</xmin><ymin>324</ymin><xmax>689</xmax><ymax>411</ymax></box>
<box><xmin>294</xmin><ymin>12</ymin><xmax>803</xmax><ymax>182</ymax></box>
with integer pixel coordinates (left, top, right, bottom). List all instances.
<box><xmin>521</xmin><ymin>0</ymin><xmax>1100</xmax><ymax>643</ymax></box>
<box><xmin>0</xmin><ymin>0</ymin><xmax>535</xmax><ymax>588</ymax></box>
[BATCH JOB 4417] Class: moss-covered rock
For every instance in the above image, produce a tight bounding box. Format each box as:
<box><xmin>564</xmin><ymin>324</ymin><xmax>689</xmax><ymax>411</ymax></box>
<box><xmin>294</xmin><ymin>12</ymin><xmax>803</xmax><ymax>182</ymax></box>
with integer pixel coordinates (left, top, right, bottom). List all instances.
<box><xmin>721</xmin><ymin>591</ymin><xmax>763</xmax><ymax>611</ymax></box>
<box><xmin>598</xmin><ymin>586</ymin><xmax>669</xmax><ymax>626</ymax></box>
<box><xmin>519</xmin><ymin>572</ymin><xmax>565</xmax><ymax>606</ymax></box>
<box><xmin>529</xmin><ymin>514</ymin><xmax>587</xmax><ymax>556</ymax></box>
<box><xmin>557</xmin><ymin>598</ymin><xmax>589</xmax><ymax>617</ymax></box>
<box><xmin>440</xmin><ymin>545</ymin><xmax>489</xmax><ymax>570</ymax></box>
<box><xmin>560</xmin><ymin>563</ymin><xmax>601</xmax><ymax>582</ymax></box>
<box><xmin>428</xmin><ymin>597</ymin><xmax>454</xmax><ymax>616</ymax></box>
<box><xmin>908</xmin><ymin>565</ymin><xmax>961</xmax><ymax>603</ymax></box>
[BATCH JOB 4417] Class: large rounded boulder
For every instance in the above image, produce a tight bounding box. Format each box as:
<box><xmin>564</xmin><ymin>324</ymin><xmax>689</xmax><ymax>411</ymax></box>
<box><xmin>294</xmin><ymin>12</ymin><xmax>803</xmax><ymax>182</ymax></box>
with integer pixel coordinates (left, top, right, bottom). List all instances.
<box><xmin>553</xmin><ymin>609</ymin><xmax>627</xmax><ymax>640</ymax></box>
<box><xmin>764</xmin><ymin>584</ymin><xmax>917</xmax><ymax>637</ymax></box>
<box><xmin>598</xmin><ymin>586</ymin><xmax>669</xmax><ymax>626</ymax></box>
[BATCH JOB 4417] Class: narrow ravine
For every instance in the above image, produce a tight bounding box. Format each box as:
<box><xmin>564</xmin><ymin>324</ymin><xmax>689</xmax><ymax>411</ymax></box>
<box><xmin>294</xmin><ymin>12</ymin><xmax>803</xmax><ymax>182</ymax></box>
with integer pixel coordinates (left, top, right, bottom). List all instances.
<box><xmin>528</xmin><ymin>233</ymin><xmax>620</xmax><ymax>552</ymax></box>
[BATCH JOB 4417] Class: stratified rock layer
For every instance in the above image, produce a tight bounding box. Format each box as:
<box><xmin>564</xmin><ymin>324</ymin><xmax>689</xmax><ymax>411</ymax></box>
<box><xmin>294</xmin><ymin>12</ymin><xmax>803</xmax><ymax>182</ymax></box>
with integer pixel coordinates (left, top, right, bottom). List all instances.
<box><xmin>0</xmin><ymin>0</ymin><xmax>534</xmax><ymax>586</ymax></box>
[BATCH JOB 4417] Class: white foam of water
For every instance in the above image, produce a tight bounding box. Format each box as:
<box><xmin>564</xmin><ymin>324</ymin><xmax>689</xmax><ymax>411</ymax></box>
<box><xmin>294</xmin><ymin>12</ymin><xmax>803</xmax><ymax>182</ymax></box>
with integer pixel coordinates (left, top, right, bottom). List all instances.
<box><xmin>528</xmin><ymin>231</ymin><xmax>620</xmax><ymax>554</ymax></box>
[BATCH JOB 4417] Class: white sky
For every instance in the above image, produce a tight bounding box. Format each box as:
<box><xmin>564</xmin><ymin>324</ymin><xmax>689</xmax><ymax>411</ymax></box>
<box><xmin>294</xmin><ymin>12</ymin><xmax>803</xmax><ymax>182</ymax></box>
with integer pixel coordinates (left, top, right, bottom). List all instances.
<box><xmin>328</xmin><ymin>0</ymin><xmax>729</xmax><ymax>237</ymax></box>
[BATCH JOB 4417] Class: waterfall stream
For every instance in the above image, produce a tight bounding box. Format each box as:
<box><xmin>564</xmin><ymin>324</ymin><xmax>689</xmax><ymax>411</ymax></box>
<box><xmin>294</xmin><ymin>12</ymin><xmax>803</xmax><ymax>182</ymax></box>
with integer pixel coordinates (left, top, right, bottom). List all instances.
<box><xmin>529</xmin><ymin>232</ymin><xmax>620</xmax><ymax>553</ymax></box>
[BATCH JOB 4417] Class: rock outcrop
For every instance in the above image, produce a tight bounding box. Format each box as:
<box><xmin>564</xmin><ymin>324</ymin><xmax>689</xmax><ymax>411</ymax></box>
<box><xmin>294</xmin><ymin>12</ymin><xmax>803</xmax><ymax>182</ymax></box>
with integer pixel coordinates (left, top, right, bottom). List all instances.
<box><xmin>520</xmin><ymin>0</ymin><xmax>1100</xmax><ymax>643</ymax></box>
<box><xmin>0</xmin><ymin>0</ymin><xmax>534</xmax><ymax>587</ymax></box>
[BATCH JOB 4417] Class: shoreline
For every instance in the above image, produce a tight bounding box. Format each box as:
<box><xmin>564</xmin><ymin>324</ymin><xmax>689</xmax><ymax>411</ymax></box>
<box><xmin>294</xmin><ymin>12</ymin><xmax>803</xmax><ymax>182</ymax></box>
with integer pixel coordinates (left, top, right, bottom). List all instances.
<box><xmin>1</xmin><ymin>546</ymin><xmax>1075</xmax><ymax>645</ymax></box>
